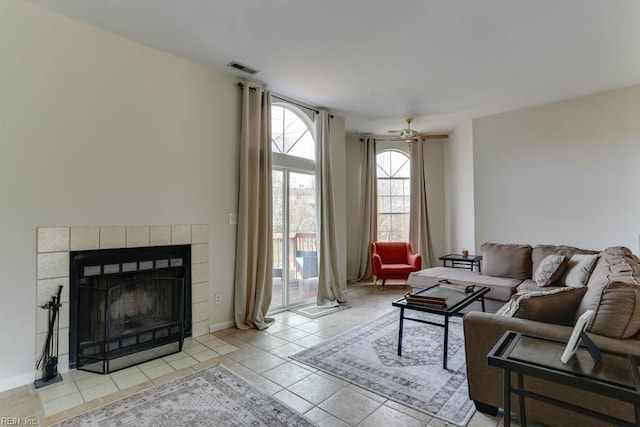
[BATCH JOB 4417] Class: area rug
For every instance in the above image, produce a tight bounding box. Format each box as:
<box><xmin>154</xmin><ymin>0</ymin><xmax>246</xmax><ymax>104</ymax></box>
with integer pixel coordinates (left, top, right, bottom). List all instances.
<box><xmin>291</xmin><ymin>309</ymin><xmax>475</xmax><ymax>426</ymax></box>
<box><xmin>289</xmin><ymin>303</ymin><xmax>351</xmax><ymax>319</ymax></box>
<box><xmin>53</xmin><ymin>365</ymin><xmax>315</xmax><ymax>426</ymax></box>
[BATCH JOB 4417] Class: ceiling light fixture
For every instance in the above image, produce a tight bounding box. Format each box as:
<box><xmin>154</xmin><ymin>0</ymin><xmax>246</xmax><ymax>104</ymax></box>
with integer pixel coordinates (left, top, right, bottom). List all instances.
<box><xmin>399</xmin><ymin>118</ymin><xmax>418</xmax><ymax>143</ymax></box>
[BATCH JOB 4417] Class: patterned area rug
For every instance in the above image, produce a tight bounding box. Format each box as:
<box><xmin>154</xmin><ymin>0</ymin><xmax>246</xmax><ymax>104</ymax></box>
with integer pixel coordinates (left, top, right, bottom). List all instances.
<box><xmin>53</xmin><ymin>365</ymin><xmax>315</xmax><ymax>426</ymax></box>
<box><xmin>291</xmin><ymin>309</ymin><xmax>475</xmax><ymax>426</ymax></box>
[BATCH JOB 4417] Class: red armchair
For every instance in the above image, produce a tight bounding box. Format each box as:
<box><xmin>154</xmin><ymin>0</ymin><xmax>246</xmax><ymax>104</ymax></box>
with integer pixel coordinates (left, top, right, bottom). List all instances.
<box><xmin>371</xmin><ymin>241</ymin><xmax>422</xmax><ymax>289</ymax></box>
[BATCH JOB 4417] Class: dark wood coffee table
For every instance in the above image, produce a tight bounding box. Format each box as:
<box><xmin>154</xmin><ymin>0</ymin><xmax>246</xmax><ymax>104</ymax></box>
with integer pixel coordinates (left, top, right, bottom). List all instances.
<box><xmin>392</xmin><ymin>284</ymin><xmax>489</xmax><ymax>369</ymax></box>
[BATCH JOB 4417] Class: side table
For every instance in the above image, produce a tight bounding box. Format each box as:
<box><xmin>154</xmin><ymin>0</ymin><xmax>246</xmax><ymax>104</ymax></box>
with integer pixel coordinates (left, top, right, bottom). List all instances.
<box><xmin>439</xmin><ymin>254</ymin><xmax>482</xmax><ymax>272</ymax></box>
<box><xmin>488</xmin><ymin>331</ymin><xmax>640</xmax><ymax>426</ymax></box>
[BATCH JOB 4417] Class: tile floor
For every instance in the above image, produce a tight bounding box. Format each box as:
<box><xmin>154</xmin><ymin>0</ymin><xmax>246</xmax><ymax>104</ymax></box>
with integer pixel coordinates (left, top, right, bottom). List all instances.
<box><xmin>0</xmin><ymin>282</ymin><xmax>516</xmax><ymax>427</ymax></box>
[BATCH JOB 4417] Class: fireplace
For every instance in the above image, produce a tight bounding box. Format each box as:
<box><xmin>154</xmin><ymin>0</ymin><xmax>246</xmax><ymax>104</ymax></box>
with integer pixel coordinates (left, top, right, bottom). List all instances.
<box><xmin>69</xmin><ymin>245</ymin><xmax>191</xmax><ymax>374</ymax></box>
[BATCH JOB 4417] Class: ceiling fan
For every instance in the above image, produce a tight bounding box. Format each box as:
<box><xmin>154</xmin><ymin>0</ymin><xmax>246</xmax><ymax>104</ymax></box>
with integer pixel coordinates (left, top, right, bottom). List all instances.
<box><xmin>399</xmin><ymin>118</ymin><xmax>419</xmax><ymax>143</ymax></box>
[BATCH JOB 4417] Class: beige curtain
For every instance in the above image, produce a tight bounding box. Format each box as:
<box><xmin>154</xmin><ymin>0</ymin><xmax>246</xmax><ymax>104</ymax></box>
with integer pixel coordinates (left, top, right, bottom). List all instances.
<box><xmin>356</xmin><ymin>138</ymin><xmax>377</xmax><ymax>281</ymax></box>
<box><xmin>409</xmin><ymin>139</ymin><xmax>435</xmax><ymax>267</ymax></box>
<box><xmin>316</xmin><ymin>111</ymin><xmax>349</xmax><ymax>306</ymax></box>
<box><xmin>234</xmin><ymin>85</ymin><xmax>274</xmax><ymax>330</ymax></box>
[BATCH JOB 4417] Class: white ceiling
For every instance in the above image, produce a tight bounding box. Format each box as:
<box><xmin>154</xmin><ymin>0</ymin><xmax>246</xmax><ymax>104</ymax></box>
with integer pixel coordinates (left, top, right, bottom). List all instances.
<box><xmin>27</xmin><ymin>0</ymin><xmax>640</xmax><ymax>134</ymax></box>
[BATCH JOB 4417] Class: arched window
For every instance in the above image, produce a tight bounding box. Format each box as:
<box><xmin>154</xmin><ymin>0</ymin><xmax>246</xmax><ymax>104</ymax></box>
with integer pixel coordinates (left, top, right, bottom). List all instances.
<box><xmin>377</xmin><ymin>150</ymin><xmax>410</xmax><ymax>241</ymax></box>
<box><xmin>271</xmin><ymin>103</ymin><xmax>317</xmax><ymax>310</ymax></box>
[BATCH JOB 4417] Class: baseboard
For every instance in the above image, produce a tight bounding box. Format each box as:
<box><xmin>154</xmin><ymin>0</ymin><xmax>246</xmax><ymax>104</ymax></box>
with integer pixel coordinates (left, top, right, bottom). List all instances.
<box><xmin>210</xmin><ymin>319</ymin><xmax>235</xmax><ymax>332</ymax></box>
<box><xmin>0</xmin><ymin>371</ymin><xmax>36</xmax><ymax>393</ymax></box>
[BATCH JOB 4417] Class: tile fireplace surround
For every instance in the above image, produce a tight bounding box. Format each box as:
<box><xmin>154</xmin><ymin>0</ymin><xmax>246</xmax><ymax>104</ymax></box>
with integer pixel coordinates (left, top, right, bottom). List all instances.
<box><xmin>36</xmin><ymin>224</ymin><xmax>210</xmax><ymax>375</ymax></box>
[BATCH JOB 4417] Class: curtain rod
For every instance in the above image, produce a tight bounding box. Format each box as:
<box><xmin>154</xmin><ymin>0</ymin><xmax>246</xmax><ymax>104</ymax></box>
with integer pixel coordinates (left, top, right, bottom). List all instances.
<box><xmin>359</xmin><ymin>135</ymin><xmax>448</xmax><ymax>142</ymax></box>
<box><xmin>236</xmin><ymin>82</ymin><xmax>333</xmax><ymax>118</ymax></box>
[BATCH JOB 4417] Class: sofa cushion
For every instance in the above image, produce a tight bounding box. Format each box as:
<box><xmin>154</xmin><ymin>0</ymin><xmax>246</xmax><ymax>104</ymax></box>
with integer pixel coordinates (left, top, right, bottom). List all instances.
<box><xmin>380</xmin><ymin>264</ymin><xmax>419</xmax><ymax>275</ymax></box>
<box><xmin>579</xmin><ymin>246</ymin><xmax>640</xmax><ymax>338</ymax></box>
<box><xmin>408</xmin><ymin>267</ymin><xmax>520</xmax><ymax>301</ymax></box>
<box><xmin>534</xmin><ymin>254</ymin><xmax>568</xmax><ymax>287</ymax></box>
<box><xmin>481</xmin><ymin>243</ymin><xmax>532</xmax><ymax>280</ymax></box>
<box><xmin>531</xmin><ymin>244</ymin><xmax>598</xmax><ymax>277</ymax></box>
<box><xmin>560</xmin><ymin>253</ymin><xmax>599</xmax><ymax>287</ymax></box>
<box><xmin>497</xmin><ymin>287</ymin><xmax>587</xmax><ymax>326</ymax></box>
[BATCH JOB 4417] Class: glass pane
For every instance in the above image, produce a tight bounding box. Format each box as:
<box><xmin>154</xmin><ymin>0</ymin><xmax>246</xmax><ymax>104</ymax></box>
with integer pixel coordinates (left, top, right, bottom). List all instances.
<box><xmin>376</xmin><ymin>150</ymin><xmax>411</xmax><ymax>242</ymax></box>
<box><xmin>271</xmin><ymin>170</ymin><xmax>284</xmax><ymax>308</ymax></box>
<box><xmin>288</xmin><ymin>172</ymin><xmax>317</xmax><ymax>305</ymax></box>
<box><xmin>271</xmin><ymin>106</ymin><xmax>315</xmax><ymax>161</ymax></box>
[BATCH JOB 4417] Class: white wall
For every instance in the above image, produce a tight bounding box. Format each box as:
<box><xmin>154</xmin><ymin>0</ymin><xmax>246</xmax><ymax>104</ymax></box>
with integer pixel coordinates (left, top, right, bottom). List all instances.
<box><xmin>443</xmin><ymin>120</ymin><xmax>475</xmax><ymax>254</ymax></box>
<box><xmin>345</xmin><ymin>137</ymin><xmax>447</xmax><ymax>277</ymax></box>
<box><xmin>473</xmin><ymin>84</ymin><xmax>640</xmax><ymax>253</ymax></box>
<box><xmin>0</xmin><ymin>0</ymin><xmax>239</xmax><ymax>388</ymax></box>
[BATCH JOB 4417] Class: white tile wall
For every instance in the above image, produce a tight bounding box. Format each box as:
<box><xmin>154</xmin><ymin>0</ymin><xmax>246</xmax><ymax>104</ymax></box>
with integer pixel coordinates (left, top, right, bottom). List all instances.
<box><xmin>37</xmin><ymin>227</ymin><xmax>69</xmax><ymax>253</ymax></box>
<box><xmin>191</xmin><ymin>224</ymin><xmax>208</xmax><ymax>244</ymax></box>
<box><xmin>126</xmin><ymin>226</ymin><xmax>150</xmax><ymax>247</ymax></box>
<box><xmin>99</xmin><ymin>226</ymin><xmax>126</xmax><ymax>249</ymax></box>
<box><xmin>191</xmin><ymin>244</ymin><xmax>208</xmax><ymax>264</ymax></box>
<box><xmin>35</xmin><ymin>224</ymin><xmax>210</xmax><ymax>371</ymax></box>
<box><xmin>149</xmin><ymin>225</ymin><xmax>171</xmax><ymax>246</ymax></box>
<box><xmin>70</xmin><ymin>227</ymin><xmax>99</xmax><ymax>251</ymax></box>
<box><xmin>171</xmin><ymin>225</ymin><xmax>191</xmax><ymax>245</ymax></box>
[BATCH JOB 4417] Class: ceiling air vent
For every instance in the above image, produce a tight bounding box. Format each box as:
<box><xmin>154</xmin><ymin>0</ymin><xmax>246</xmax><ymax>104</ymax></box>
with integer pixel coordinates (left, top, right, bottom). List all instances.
<box><xmin>227</xmin><ymin>61</ymin><xmax>259</xmax><ymax>75</ymax></box>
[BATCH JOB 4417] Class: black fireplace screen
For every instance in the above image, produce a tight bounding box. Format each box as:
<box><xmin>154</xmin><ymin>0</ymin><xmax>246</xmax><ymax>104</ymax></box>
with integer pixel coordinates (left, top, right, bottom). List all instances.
<box><xmin>70</xmin><ymin>245</ymin><xmax>191</xmax><ymax>374</ymax></box>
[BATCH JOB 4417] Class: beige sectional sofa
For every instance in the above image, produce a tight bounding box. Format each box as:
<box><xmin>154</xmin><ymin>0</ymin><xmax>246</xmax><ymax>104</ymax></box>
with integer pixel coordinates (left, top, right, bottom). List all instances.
<box><xmin>409</xmin><ymin>243</ymin><xmax>640</xmax><ymax>426</ymax></box>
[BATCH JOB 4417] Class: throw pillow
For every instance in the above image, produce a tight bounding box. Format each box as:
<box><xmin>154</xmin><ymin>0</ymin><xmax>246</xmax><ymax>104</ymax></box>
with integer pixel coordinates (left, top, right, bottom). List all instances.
<box><xmin>497</xmin><ymin>287</ymin><xmax>587</xmax><ymax>326</ymax></box>
<box><xmin>559</xmin><ymin>254</ymin><xmax>598</xmax><ymax>287</ymax></box>
<box><xmin>481</xmin><ymin>243</ymin><xmax>532</xmax><ymax>280</ymax></box>
<box><xmin>534</xmin><ymin>254</ymin><xmax>568</xmax><ymax>287</ymax></box>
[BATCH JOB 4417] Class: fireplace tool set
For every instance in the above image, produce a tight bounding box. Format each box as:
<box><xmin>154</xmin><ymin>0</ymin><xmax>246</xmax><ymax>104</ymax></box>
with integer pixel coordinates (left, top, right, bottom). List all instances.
<box><xmin>35</xmin><ymin>285</ymin><xmax>63</xmax><ymax>388</ymax></box>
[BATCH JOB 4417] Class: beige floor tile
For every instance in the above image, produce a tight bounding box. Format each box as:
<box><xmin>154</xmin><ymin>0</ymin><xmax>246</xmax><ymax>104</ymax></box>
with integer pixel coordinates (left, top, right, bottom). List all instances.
<box><xmin>467</xmin><ymin>410</ymin><xmax>500</xmax><ymax>427</ymax></box>
<box><xmin>262</xmin><ymin>362</ymin><xmax>313</xmax><ymax>387</ymax></box>
<box><xmin>273</xmin><ymin>389</ymin><xmax>315</xmax><ymax>414</ymax></box>
<box><xmin>287</xmin><ymin>373</ymin><xmax>345</xmax><ymax>405</ymax></box>
<box><xmin>74</xmin><ymin>373</ymin><xmax>114</xmax><ymax>391</ymax></box>
<box><xmin>198</xmin><ymin>336</ymin><xmax>228</xmax><ymax>348</ymax></box>
<box><xmin>191</xmin><ymin>349</ymin><xmax>220</xmax><ymax>362</ymax></box>
<box><xmin>303</xmin><ymin>407</ymin><xmax>351</xmax><ymax>427</ymax></box>
<box><xmin>168</xmin><ymin>356</ymin><xmax>198</xmax><ymax>370</ymax></box>
<box><xmin>263</xmin><ymin>322</ymin><xmax>292</xmax><ymax>334</ymax></box>
<box><xmin>238</xmin><ymin>352</ymin><xmax>286</xmax><ymax>373</ymax></box>
<box><xmin>268</xmin><ymin>342</ymin><xmax>306</xmax><ymax>358</ymax></box>
<box><xmin>359</xmin><ymin>405</ymin><xmax>427</xmax><ymax>427</ymax></box>
<box><xmin>316</xmin><ymin>371</ymin><xmax>350</xmax><ymax>387</ymax></box>
<box><xmin>182</xmin><ymin>341</ymin><xmax>208</xmax><ymax>355</ymax></box>
<box><xmin>42</xmin><ymin>392</ymin><xmax>85</xmax><ymax>416</ymax></box>
<box><xmin>112</xmin><ymin>371</ymin><xmax>149</xmax><ymax>390</ymax></box>
<box><xmin>79</xmin><ymin>381</ymin><xmax>119</xmax><ymax>402</ymax></box>
<box><xmin>210</xmin><ymin>343</ymin><xmax>238</xmax><ymax>354</ymax></box>
<box><xmin>249</xmin><ymin>334</ymin><xmax>289</xmax><ymax>350</ymax></box>
<box><xmin>163</xmin><ymin>351</ymin><xmax>189</xmax><ymax>362</ymax></box>
<box><xmin>318</xmin><ymin>387</ymin><xmax>381</xmax><ymax>425</ymax></box>
<box><xmin>272</xmin><ymin>328</ymin><xmax>310</xmax><ymax>341</ymax></box>
<box><xmin>295</xmin><ymin>334</ymin><xmax>326</xmax><ymax>348</ymax></box>
<box><xmin>37</xmin><ymin>379</ymin><xmax>79</xmax><ymax>403</ymax></box>
<box><xmin>383</xmin><ymin>400</ymin><xmax>434</xmax><ymax>423</ymax></box>
<box><xmin>345</xmin><ymin>383</ymin><xmax>387</xmax><ymax>404</ymax></box>
<box><xmin>226</xmin><ymin>345</ymin><xmax>268</xmax><ymax>362</ymax></box>
<box><xmin>109</xmin><ymin>365</ymin><xmax>143</xmax><ymax>379</ymax></box>
<box><xmin>141</xmin><ymin>362</ymin><xmax>175</xmax><ymax>379</ymax></box>
<box><xmin>138</xmin><ymin>357</ymin><xmax>166</xmax><ymax>369</ymax></box>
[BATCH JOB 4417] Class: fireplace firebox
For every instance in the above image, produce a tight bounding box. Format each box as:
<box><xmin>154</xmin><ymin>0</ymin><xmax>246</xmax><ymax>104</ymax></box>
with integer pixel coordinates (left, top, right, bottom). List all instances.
<box><xmin>69</xmin><ymin>245</ymin><xmax>191</xmax><ymax>374</ymax></box>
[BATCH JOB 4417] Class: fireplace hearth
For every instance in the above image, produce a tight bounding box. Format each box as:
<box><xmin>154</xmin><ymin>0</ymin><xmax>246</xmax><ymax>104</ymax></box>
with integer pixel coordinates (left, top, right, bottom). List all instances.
<box><xmin>69</xmin><ymin>245</ymin><xmax>191</xmax><ymax>374</ymax></box>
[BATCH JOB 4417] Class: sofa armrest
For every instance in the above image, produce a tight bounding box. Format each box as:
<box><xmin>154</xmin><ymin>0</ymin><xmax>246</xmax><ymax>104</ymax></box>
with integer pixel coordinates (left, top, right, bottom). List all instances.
<box><xmin>408</xmin><ymin>253</ymin><xmax>422</xmax><ymax>270</ymax></box>
<box><xmin>372</xmin><ymin>253</ymin><xmax>382</xmax><ymax>277</ymax></box>
<box><xmin>463</xmin><ymin>312</ymin><xmax>640</xmax><ymax>423</ymax></box>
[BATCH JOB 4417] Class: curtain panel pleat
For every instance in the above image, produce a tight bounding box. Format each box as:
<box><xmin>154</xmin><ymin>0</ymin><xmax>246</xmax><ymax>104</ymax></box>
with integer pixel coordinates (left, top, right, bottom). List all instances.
<box><xmin>234</xmin><ymin>86</ymin><xmax>275</xmax><ymax>330</ymax></box>
<box><xmin>356</xmin><ymin>138</ymin><xmax>377</xmax><ymax>281</ymax></box>
<box><xmin>409</xmin><ymin>140</ymin><xmax>435</xmax><ymax>268</ymax></box>
<box><xmin>316</xmin><ymin>111</ymin><xmax>348</xmax><ymax>306</ymax></box>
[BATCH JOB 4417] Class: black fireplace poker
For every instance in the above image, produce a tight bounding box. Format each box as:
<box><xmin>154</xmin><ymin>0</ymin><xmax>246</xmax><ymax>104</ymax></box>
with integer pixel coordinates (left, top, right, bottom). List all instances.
<box><xmin>35</xmin><ymin>285</ymin><xmax>63</xmax><ymax>388</ymax></box>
